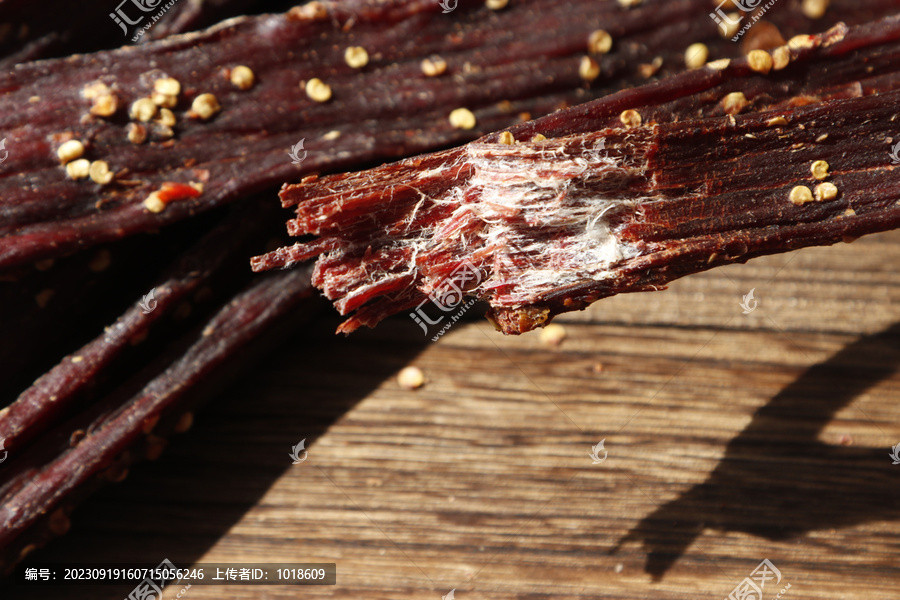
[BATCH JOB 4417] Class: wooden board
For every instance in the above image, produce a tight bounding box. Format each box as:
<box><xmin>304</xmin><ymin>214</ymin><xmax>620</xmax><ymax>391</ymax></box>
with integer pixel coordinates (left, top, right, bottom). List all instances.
<box><xmin>21</xmin><ymin>230</ymin><xmax>900</xmax><ymax>600</ymax></box>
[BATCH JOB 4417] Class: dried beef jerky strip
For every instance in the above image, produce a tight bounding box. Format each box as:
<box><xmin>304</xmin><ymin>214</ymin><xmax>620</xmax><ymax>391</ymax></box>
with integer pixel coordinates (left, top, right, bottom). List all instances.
<box><xmin>0</xmin><ymin>198</ymin><xmax>280</xmax><ymax>452</ymax></box>
<box><xmin>0</xmin><ymin>265</ymin><xmax>315</xmax><ymax>570</ymax></box>
<box><xmin>0</xmin><ymin>0</ymin><xmax>885</xmax><ymax>271</ymax></box>
<box><xmin>252</xmin><ymin>18</ymin><xmax>900</xmax><ymax>334</ymax></box>
<box><xmin>0</xmin><ymin>0</ymin><xmax>296</xmax><ymax>68</ymax></box>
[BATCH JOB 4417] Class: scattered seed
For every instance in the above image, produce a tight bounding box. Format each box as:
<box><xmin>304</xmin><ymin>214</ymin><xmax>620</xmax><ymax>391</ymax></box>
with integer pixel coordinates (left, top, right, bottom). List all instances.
<box><xmin>579</xmin><ymin>56</ymin><xmax>601</xmax><ymax>81</ymax></box>
<box><xmin>174</xmin><ymin>302</ymin><xmax>192</xmax><ymax>320</ymax></box>
<box><xmin>82</xmin><ymin>81</ymin><xmax>110</xmax><ymax>99</ymax></box>
<box><xmin>684</xmin><ymin>43</ymin><xmax>708</xmax><ymax>69</ymax></box>
<box><xmin>69</xmin><ymin>429</ymin><xmax>87</xmax><ymax>446</ymax></box>
<box><xmin>815</xmin><ymin>133</ymin><xmax>829</xmax><ymax>142</ymax></box>
<box><xmin>174</xmin><ymin>412</ymin><xmax>194</xmax><ymax>433</ymax></box>
<box><xmin>144</xmin><ymin>191</ymin><xmax>166</xmax><ymax>213</ymax></box>
<box><xmin>145</xmin><ymin>435</ymin><xmax>168</xmax><ymax>461</ymax></box>
<box><xmin>65</xmin><ymin>158</ymin><xmax>91</xmax><ymax>179</ymax></box>
<box><xmin>105</xmin><ymin>465</ymin><xmax>129</xmax><ymax>483</ymax></box>
<box><xmin>154</xmin><ymin>77</ymin><xmax>181</xmax><ymax>96</ymax></box>
<box><xmin>289</xmin><ymin>1</ymin><xmax>327</xmax><ymax>20</ymax></box>
<box><xmin>449</xmin><ymin>107</ymin><xmax>477</xmax><ymax>130</ymax></box>
<box><xmin>71</xmin><ymin>356</ymin><xmax>83</xmax><ymax>363</ymax></box>
<box><xmin>707</xmin><ymin>58</ymin><xmax>730</xmax><ymax>71</ymax></box>
<box><xmin>810</xmin><ymin>160</ymin><xmax>829</xmax><ymax>180</ymax></box>
<box><xmin>130</xmin><ymin>97</ymin><xmax>157</xmax><ymax>122</ymax></box>
<box><xmin>48</xmin><ymin>509</ymin><xmax>70</xmax><ymax>536</ymax></box>
<box><xmin>151</xmin><ymin>91</ymin><xmax>178</xmax><ymax>108</ymax></box>
<box><xmin>747</xmin><ymin>49</ymin><xmax>773</xmax><ymax>74</ymax></box>
<box><xmin>421</xmin><ymin>56</ymin><xmax>448</xmax><ymax>77</ymax></box>
<box><xmin>57</xmin><ymin>139</ymin><xmax>84</xmax><ymax>164</ymax></box>
<box><xmin>498</xmin><ymin>131</ymin><xmax>515</xmax><ymax>145</ymax></box>
<box><xmin>34</xmin><ymin>258</ymin><xmax>54</xmax><ymax>271</ymax></box>
<box><xmin>343</xmin><ymin>46</ymin><xmax>369</xmax><ymax>70</ymax></box>
<box><xmin>126</xmin><ymin>123</ymin><xmax>147</xmax><ymax>145</ymax></box>
<box><xmin>157</xmin><ymin>107</ymin><xmax>176</xmax><ymax>127</ymax></box>
<box><xmin>789</xmin><ymin>185</ymin><xmax>814</xmax><ymax>205</ymax></box>
<box><xmin>638</xmin><ymin>56</ymin><xmax>663</xmax><ymax>79</ymax></box>
<box><xmin>771</xmin><ymin>46</ymin><xmax>791</xmax><ymax>70</ymax></box>
<box><xmin>230</xmin><ymin>65</ymin><xmax>255</xmax><ymax>89</ymax></box>
<box><xmin>722</xmin><ymin>91</ymin><xmax>749</xmax><ymax>115</ymax></box>
<box><xmin>301</xmin><ymin>78</ymin><xmax>332</xmax><ymax>103</ymax></box>
<box><xmin>486</xmin><ymin>0</ymin><xmax>508</xmax><ymax>8</ymax></box>
<box><xmin>88</xmin><ymin>248</ymin><xmax>111</xmax><ymax>272</ymax></box>
<box><xmin>142</xmin><ymin>415</ymin><xmax>160</xmax><ymax>435</ymax></box>
<box><xmin>801</xmin><ymin>0</ymin><xmax>828</xmax><ymax>19</ymax></box>
<box><xmin>90</xmin><ymin>93</ymin><xmax>118</xmax><ymax>117</ymax></box>
<box><xmin>619</xmin><ymin>109</ymin><xmax>642</xmax><ymax>128</ymax></box>
<box><xmin>539</xmin><ymin>323</ymin><xmax>567</xmax><ymax>346</ymax></box>
<box><xmin>322</xmin><ymin>130</ymin><xmax>341</xmax><ymax>140</ymax></box>
<box><xmin>35</xmin><ymin>289</ymin><xmax>54</xmax><ymax>308</ymax></box>
<box><xmin>588</xmin><ymin>29</ymin><xmax>613</xmax><ymax>54</ymax></box>
<box><xmin>88</xmin><ymin>160</ymin><xmax>114</xmax><ymax>185</ymax></box>
<box><xmin>766</xmin><ymin>116</ymin><xmax>788</xmax><ymax>127</ymax></box>
<box><xmin>398</xmin><ymin>366</ymin><xmax>425</xmax><ymax>390</ymax></box>
<box><xmin>531</xmin><ymin>133</ymin><xmax>547</xmax><ymax>142</ymax></box>
<box><xmin>618</xmin><ymin>0</ymin><xmax>641</xmax><ymax>7</ymax></box>
<box><xmin>815</xmin><ymin>181</ymin><xmax>838</xmax><ymax>201</ymax></box>
<box><xmin>788</xmin><ymin>34</ymin><xmax>815</xmax><ymax>50</ymax></box>
<box><xmin>190</xmin><ymin>93</ymin><xmax>221</xmax><ymax>119</ymax></box>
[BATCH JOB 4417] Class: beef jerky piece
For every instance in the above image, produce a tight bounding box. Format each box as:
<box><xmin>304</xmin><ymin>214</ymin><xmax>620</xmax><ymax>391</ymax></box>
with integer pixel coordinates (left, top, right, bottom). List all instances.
<box><xmin>0</xmin><ymin>265</ymin><xmax>315</xmax><ymax>571</ymax></box>
<box><xmin>252</xmin><ymin>18</ymin><xmax>900</xmax><ymax>334</ymax></box>
<box><xmin>0</xmin><ymin>198</ymin><xmax>282</xmax><ymax>451</ymax></box>
<box><xmin>0</xmin><ymin>0</ymin><xmax>889</xmax><ymax>270</ymax></box>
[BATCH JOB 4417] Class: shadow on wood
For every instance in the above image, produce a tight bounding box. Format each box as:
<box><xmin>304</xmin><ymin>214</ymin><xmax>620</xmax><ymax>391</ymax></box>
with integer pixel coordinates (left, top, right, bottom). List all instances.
<box><xmin>611</xmin><ymin>321</ymin><xmax>900</xmax><ymax>580</ymax></box>
<box><xmin>21</xmin><ymin>315</ymin><xmax>428</xmax><ymax>599</ymax></box>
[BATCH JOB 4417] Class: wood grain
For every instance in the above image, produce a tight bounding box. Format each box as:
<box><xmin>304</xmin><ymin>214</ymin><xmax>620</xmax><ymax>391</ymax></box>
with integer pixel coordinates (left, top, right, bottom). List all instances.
<box><xmin>18</xmin><ymin>230</ymin><xmax>900</xmax><ymax>599</ymax></box>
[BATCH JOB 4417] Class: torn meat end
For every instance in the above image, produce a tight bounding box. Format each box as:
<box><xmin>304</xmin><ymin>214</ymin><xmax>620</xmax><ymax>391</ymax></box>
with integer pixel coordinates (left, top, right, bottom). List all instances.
<box><xmin>255</xmin><ymin>129</ymin><xmax>657</xmax><ymax>334</ymax></box>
